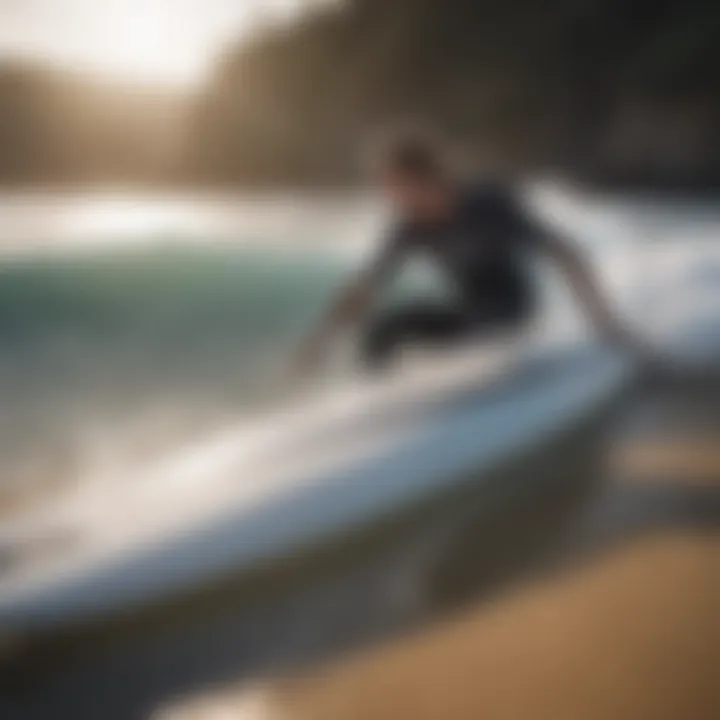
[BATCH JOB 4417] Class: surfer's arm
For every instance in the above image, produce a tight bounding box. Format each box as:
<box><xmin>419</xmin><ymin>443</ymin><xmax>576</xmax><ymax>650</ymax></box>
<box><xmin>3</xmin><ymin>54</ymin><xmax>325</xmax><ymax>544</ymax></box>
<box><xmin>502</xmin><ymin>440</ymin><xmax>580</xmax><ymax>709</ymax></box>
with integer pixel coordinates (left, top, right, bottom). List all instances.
<box><xmin>295</xmin><ymin>237</ymin><xmax>404</xmax><ymax>371</ymax></box>
<box><xmin>503</xmin><ymin>192</ymin><xmax>633</xmax><ymax>346</ymax></box>
<box><xmin>539</xmin><ymin>231</ymin><xmax>635</xmax><ymax>346</ymax></box>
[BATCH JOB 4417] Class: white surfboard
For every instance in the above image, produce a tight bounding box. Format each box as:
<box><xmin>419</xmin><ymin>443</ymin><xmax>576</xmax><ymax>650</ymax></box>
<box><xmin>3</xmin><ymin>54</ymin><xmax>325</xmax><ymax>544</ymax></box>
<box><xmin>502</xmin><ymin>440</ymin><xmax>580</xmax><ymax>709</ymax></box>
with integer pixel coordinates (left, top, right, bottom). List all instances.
<box><xmin>0</xmin><ymin>340</ymin><xmax>635</xmax><ymax>639</ymax></box>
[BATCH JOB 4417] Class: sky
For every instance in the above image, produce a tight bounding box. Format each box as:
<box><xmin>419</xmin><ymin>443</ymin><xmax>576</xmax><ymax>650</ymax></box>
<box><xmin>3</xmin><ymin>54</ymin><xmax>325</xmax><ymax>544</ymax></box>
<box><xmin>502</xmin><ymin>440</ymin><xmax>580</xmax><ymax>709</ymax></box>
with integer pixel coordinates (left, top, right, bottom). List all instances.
<box><xmin>0</xmin><ymin>0</ymin><xmax>317</xmax><ymax>86</ymax></box>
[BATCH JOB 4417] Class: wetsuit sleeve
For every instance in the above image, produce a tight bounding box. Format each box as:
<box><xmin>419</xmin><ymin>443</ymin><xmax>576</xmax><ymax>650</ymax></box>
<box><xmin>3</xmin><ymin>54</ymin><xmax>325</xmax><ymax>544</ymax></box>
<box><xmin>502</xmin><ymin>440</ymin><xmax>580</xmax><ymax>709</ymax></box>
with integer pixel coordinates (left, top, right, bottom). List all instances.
<box><xmin>361</xmin><ymin>222</ymin><xmax>410</xmax><ymax>286</ymax></box>
<box><xmin>300</xmin><ymin>224</ymin><xmax>411</xmax><ymax>354</ymax></box>
<box><xmin>502</xmin><ymin>192</ymin><xmax>578</xmax><ymax>257</ymax></box>
<box><xmin>497</xmin><ymin>190</ymin><xmax>551</xmax><ymax>247</ymax></box>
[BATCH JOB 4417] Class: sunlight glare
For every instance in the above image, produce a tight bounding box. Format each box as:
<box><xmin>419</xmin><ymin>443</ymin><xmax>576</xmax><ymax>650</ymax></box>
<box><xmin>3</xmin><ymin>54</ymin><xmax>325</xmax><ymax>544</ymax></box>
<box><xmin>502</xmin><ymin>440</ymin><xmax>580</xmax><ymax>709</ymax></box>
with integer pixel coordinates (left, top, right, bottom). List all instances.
<box><xmin>0</xmin><ymin>0</ymin><xmax>319</xmax><ymax>87</ymax></box>
<box><xmin>73</xmin><ymin>1</ymin><xmax>241</xmax><ymax>86</ymax></box>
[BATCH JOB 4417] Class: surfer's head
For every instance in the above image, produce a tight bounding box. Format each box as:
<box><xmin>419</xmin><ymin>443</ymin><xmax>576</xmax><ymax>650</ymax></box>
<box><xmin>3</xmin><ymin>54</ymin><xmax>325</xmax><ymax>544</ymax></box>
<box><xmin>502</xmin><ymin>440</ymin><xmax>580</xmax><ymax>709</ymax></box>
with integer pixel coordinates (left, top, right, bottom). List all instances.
<box><xmin>371</xmin><ymin>129</ymin><xmax>457</xmax><ymax>221</ymax></box>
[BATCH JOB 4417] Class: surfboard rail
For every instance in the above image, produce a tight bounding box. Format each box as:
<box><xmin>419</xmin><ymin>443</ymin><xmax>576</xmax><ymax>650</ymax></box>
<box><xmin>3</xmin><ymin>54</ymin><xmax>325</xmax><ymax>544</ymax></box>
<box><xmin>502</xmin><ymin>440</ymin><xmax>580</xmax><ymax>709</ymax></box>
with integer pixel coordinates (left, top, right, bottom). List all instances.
<box><xmin>0</xmin><ymin>342</ymin><xmax>636</xmax><ymax>642</ymax></box>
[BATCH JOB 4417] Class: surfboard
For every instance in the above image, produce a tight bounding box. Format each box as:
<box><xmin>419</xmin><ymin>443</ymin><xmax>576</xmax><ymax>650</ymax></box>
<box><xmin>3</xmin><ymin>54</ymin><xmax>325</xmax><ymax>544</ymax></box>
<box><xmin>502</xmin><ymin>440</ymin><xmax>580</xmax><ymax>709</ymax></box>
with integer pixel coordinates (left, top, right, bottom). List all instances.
<box><xmin>0</xmin><ymin>340</ymin><xmax>635</xmax><ymax>640</ymax></box>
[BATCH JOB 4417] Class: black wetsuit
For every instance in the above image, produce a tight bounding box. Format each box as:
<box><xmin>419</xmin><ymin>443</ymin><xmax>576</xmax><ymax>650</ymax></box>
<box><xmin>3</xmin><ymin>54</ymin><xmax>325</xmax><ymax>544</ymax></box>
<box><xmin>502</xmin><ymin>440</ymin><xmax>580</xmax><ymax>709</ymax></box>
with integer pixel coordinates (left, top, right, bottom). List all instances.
<box><xmin>362</xmin><ymin>184</ymin><xmax>545</xmax><ymax>366</ymax></box>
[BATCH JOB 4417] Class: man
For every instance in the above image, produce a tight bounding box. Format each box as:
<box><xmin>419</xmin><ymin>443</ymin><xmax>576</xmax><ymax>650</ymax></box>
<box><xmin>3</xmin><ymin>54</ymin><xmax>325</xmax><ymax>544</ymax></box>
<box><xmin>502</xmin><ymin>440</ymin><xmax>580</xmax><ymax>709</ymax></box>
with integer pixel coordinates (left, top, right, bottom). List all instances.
<box><xmin>298</xmin><ymin>133</ymin><xmax>636</xmax><ymax>371</ymax></box>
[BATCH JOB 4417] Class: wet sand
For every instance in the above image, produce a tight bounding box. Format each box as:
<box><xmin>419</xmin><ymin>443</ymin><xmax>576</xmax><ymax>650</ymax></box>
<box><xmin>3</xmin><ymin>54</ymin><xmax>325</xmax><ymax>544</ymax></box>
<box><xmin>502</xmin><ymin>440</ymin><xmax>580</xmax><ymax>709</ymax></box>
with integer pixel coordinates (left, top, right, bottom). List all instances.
<box><xmin>260</xmin><ymin>535</ymin><xmax>719</xmax><ymax>720</ymax></box>
<box><xmin>161</xmin><ymin>376</ymin><xmax>720</xmax><ymax>720</ymax></box>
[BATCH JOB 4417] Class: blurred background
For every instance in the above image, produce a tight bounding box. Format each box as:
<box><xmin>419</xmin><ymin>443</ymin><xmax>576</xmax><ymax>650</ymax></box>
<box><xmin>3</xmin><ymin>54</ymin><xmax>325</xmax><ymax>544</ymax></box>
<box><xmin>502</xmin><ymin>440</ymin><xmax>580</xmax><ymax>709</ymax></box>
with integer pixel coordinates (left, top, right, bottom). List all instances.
<box><xmin>0</xmin><ymin>1</ymin><xmax>718</xmax><ymax>719</ymax></box>
<box><xmin>0</xmin><ymin>0</ymin><xmax>718</xmax><ymax>187</ymax></box>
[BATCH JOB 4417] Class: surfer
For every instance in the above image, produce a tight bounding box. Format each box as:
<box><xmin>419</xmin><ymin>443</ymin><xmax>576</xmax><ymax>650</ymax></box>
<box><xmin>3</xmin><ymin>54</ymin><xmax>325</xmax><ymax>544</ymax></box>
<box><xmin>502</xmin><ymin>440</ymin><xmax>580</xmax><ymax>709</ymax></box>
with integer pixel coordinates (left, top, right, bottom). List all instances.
<box><xmin>297</xmin><ymin>131</ymin><xmax>640</xmax><ymax>370</ymax></box>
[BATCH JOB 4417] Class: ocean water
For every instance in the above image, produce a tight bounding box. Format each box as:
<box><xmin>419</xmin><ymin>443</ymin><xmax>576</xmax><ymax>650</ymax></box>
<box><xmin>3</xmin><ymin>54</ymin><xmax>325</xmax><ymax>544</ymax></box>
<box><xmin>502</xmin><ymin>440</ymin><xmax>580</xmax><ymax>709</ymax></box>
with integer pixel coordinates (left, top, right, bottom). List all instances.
<box><xmin>0</xmin><ymin>247</ymin><xmax>347</xmax><ymax>504</ymax></box>
<box><xmin>0</xmin><ymin>188</ymin><xmax>718</xmax><ymax>512</ymax></box>
<box><xmin>0</xmin><ymin>194</ymin><xmax>381</xmax><ymax>510</ymax></box>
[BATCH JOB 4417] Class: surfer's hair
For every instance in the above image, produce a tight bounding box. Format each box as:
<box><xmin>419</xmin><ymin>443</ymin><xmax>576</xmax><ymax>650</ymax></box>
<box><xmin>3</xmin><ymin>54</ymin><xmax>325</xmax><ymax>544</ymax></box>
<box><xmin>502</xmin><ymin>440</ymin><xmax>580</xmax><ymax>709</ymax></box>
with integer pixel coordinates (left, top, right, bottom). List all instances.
<box><xmin>373</xmin><ymin>127</ymin><xmax>451</xmax><ymax>182</ymax></box>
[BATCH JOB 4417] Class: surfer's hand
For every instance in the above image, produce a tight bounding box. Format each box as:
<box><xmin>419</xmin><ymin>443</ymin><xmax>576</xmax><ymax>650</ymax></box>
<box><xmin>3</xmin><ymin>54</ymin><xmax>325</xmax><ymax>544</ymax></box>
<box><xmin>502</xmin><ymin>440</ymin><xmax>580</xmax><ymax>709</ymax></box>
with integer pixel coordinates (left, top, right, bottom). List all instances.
<box><xmin>600</xmin><ymin>320</ymin><xmax>669</xmax><ymax>373</ymax></box>
<box><xmin>603</xmin><ymin>323</ymin><xmax>673</xmax><ymax>382</ymax></box>
<box><xmin>637</xmin><ymin>347</ymin><xmax>688</xmax><ymax>390</ymax></box>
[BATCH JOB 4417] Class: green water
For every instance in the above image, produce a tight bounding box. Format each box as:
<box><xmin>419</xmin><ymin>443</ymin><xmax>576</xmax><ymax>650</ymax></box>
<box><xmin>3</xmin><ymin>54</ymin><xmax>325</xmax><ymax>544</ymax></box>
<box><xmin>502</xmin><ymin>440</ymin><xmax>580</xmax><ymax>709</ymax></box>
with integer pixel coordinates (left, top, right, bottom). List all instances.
<box><xmin>0</xmin><ymin>247</ymin><xmax>348</xmax><ymax>498</ymax></box>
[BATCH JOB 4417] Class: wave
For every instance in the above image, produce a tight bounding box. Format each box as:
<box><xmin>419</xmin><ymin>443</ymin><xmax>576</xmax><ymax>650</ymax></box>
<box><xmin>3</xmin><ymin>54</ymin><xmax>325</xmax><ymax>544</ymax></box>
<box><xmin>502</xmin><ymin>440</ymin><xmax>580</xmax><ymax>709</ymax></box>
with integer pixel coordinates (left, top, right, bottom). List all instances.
<box><xmin>0</xmin><ymin>246</ymin><xmax>347</xmax><ymax>503</ymax></box>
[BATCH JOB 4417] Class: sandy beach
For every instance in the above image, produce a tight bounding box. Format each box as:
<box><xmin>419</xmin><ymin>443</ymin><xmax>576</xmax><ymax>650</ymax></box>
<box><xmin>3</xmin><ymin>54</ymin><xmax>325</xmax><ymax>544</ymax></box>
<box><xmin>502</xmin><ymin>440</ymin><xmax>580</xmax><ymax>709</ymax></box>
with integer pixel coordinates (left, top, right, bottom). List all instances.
<box><xmin>161</xmin><ymin>374</ymin><xmax>720</xmax><ymax>720</ymax></box>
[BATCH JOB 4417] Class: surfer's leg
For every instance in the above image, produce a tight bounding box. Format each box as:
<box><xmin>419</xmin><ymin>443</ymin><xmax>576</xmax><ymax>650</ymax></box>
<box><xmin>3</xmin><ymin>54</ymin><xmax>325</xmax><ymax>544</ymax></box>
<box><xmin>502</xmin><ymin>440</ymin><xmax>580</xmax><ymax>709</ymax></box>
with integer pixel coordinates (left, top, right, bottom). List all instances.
<box><xmin>361</xmin><ymin>303</ymin><xmax>470</xmax><ymax>369</ymax></box>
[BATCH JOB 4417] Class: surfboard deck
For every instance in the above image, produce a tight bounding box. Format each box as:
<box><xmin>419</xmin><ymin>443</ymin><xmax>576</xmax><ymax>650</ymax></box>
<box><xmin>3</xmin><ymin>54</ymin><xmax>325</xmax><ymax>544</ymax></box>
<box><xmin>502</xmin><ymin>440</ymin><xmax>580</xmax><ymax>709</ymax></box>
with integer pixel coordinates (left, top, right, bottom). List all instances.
<box><xmin>0</xmin><ymin>341</ymin><xmax>635</xmax><ymax>640</ymax></box>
